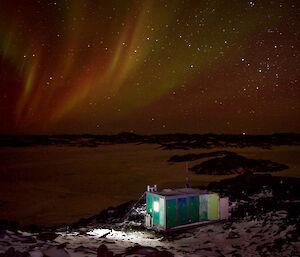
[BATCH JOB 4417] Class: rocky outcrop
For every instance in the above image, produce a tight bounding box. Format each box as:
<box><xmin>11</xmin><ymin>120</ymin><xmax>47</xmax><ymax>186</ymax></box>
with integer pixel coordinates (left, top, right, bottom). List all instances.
<box><xmin>189</xmin><ymin>153</ymin><xmax>289</xmax><ymax>175</ymax></box>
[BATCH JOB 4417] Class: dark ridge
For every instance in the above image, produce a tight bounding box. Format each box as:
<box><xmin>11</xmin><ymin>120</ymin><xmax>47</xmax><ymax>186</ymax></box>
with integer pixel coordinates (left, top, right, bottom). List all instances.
<box><xmin>206</xmin><ymin>173</ymin><xmax>300</xmax><ymax>227</ymax></box>
<box><xmin>207</xmin><ymin>173</ymin><xmax>300</xmax><ymax>201</ymax></box>
<box><xmin>0</xmin><ymin>133</ymin><xmax>300</xmax><ymax>149</ymax></box>
<box><xmin>189</xmin><ymin>154</ymin><xmax>289</xmax><ymax>175</ymax></box>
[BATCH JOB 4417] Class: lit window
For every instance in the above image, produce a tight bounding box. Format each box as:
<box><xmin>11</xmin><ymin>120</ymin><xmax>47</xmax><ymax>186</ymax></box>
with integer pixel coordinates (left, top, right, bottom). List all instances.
<box><xmin>153</xmin><ymin>201</ymin><xmax>159</xmax><ymax>212</ymax></box>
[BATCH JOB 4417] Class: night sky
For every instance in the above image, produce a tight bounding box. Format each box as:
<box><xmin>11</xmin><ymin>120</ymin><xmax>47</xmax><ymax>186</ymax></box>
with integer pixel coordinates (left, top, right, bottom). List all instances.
<box><xmin>0</xmin><ymin>0</ymin><xmax>299</xmax><ymax>134</ymax></box>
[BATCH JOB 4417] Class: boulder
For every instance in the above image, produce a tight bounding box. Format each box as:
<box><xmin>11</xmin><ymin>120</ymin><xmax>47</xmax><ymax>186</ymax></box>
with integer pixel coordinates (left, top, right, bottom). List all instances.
<box><xmin>227</xmin><ymin>231</ymin><xmax>240</xmax><ymax>239</ymax></box>
<box><xmin>43</xmin><ymin>247</ymin><xmax>70</xmax><ymax>257</ymax></box>
<box><xmin>97</xmin><ymin>244</ymin><xmax>114</xmax><ymax>257</ymax></box>
<box><xmin>124</xmin><ymin>246</ymin><xmax>174</xmax><ymax>257</ymax></box>
<box><xmin>37</xmin><ymin>232</ymin><xmax>58</xmax><ymax>241</ymax></box>
<box><xmin>0</xmin><ymin>247</ymin><xmax>29</xmax><ymax>257</ymax></box>
<box><xmin>28</xmin><ymin>251</ymin><xmax>43</xmax><ymax>257</ymax></box>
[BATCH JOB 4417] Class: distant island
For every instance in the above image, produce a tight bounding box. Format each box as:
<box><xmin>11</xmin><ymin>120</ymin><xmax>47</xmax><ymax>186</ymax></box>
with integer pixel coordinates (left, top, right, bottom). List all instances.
<box><xmin>168</xmin><ymin>151</ymin><xmax>289</xmax><ymax>175</ymax></box>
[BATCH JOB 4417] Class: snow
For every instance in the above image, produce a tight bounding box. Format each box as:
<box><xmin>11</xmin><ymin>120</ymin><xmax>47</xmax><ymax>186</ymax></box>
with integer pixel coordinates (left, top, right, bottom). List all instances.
<box><xmin>86</xmin><ymin>229</ymin><xmax>111</xmax><ymax>237</ymax></box>
<box><xmin>1</xmin><ymin>173</ymin><xmax>299</xmax><ymax>257</ymax></box>
<box><xmin>1</xmin><ymin>208</ymin><xmax>299</xmax><ymax>257</ymax></box>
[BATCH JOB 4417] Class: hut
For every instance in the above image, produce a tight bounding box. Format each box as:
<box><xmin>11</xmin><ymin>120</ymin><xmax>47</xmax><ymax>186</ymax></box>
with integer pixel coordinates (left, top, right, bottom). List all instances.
<box><xmin>145</xmin><ymin>186</ymin><xmax>228</xmax><ymax>231</ymax></box>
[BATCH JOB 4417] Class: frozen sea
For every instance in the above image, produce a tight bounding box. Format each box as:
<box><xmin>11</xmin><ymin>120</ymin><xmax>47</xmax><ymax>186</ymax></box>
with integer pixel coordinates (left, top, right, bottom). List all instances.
<box><xmin>0</xmin><ymin>144</ymin><xmax>299</xmax><ymax>227</ymax></box>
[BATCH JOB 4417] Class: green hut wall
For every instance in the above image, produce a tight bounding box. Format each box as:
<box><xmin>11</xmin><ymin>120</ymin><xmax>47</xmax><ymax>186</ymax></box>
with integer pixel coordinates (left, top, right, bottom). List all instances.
<box><xmin>177</xmin><ymin>197</ymin><xmax>188</xmax><ymax>225</ymax></box>
<box><xmin>188</xmin><ymin>196</ymin><xmax>199</xmax><ymax>223</ymax></box>
<box><xmin>147</xmin><ymin>194</ymin><xmax>153</xmax><ymax>215</ymax></box>
<box><xmin>166</xmin><ymin>199</ymin><xmax>177</xmax><ymax>228</ymax></box>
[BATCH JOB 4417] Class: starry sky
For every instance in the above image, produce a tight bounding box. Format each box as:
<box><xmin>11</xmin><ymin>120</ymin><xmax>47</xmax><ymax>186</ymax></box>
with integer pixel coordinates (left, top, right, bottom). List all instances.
<box><xmin>0</xmin><ymin>0</ymin><xmax>299</xmax><ymax>134</ymax></box>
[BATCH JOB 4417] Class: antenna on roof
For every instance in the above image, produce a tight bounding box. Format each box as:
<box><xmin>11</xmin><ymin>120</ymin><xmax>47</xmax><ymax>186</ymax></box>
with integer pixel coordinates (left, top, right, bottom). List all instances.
<box><xmin>185</xmin><ymin>162</ymin><xmax>190</xmax><ymax>188</ymax></box>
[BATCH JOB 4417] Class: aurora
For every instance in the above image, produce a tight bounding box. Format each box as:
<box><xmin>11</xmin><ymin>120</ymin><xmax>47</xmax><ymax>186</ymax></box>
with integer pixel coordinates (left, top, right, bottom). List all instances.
<box><xmin>0</xmin><ymin>0</ymin><xmax>299</xmax><ymax>134</ymax></box>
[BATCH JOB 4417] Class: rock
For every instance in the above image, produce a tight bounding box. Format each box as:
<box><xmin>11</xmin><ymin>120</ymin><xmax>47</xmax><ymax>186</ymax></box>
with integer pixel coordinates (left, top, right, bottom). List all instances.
<box><xmin>189</xmin><ymin>154</ymin><xmax>288</xmax><ymax>175</ymax></box>
<box><xmin>227</xmin><ymin>231</ymin><xmax>240</xmax><ymax>239</ymax></box>
<box><xmin>22</xmin><ymin>237</ymin><xmax>37</xmax><ymax>244</ymax></box>
<box><xmin>286</xmin><ymin>229</ymin><xmax>299</xmax><ymax>242</ymax></box>
<box><xmin>102</xmin><ymin>240</ymin><xmax>115</xmax><ymax>244</ymax></box>
<box><xmin>28</xmin><ymin>251</ymin><xmax>43</xmax><ymax>257</ymax></box>
<box><xmin>231</xmin><ymin>254</ymin><xmax>242</xmax><ymax>257</ymax></box>
<box><xmin>223</xmin><ymin>222</ymin><xmax>232</xmax><ymax>230</ymax></box>
<box><xmin>256</xmin><ymin>243</ymin><xmax>267</xmax><ymax>252</ymax></box>
<box><xmin>198</xmin><ymin>247</ymin><xmax>212</xmax><ymax>251</ymax></box>
<box><xmin>0</xmin><ymin>231</ymin><xmax>8</xmax><ymax>239</ymax></box>
<box><xmin>124</xmin><ymin>246</ymin><xmax>174</xmax><ymax>257</ymax></box>
<box><xmin>251</xmin><ymin>234</ymin><xmax>263</xmax><ymax>239</ymax></box>
<box><xmin>97</xmin><ymin>244</ymin><xmax>114</xmax><ymax>257</ymax></box>
<box><xmin>3</xmin><ymin>247</ymin><xmax>15</xmax><ymax>257</ymax></box>
<box><xmin>37</xmin><ymin>232</ymin><xmax>58</xmax><ymax>241</ymax></box>
<box><xmin>78</xmin><ymin>227</ymin><xmax>88</xmax><ymax>233</ymax></box>
<box><xmin>43</xmin><ymin>247</ymin><xmax>70</xmax><ymax>257</ymax></box>
<box><xmin>273</xmin><ymin>238</ymin><xmax>285</xmax><ymax>251</ymax></box>
<box><xmin>1</xmin><ymin>247</ymin><xmax>29</xmax><ymax>257</ymax></box>
<box><xmin>74</xmin><ymin>246</ymin><xmax>94</xmax><ymax>254</ymax></box>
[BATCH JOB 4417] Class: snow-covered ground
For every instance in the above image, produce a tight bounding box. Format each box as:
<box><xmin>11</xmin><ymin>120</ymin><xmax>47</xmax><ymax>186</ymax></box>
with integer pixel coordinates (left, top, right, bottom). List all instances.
<box><xmin>1</xmin><ymin>199</ymin><xmax>299</xmax><ymax>257</ymax></box>
<box><xmin>1</xmin><ymin>144</ymin><xmax>299</xmax><ymax>256</ymax></box>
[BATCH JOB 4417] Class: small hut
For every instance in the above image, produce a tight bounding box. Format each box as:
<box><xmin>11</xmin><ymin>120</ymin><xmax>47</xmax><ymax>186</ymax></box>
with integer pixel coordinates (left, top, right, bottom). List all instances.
<box><xmin>145</xmin><ymin>186</ymin><xmax>228</xmax><ymax>231</ymax></box>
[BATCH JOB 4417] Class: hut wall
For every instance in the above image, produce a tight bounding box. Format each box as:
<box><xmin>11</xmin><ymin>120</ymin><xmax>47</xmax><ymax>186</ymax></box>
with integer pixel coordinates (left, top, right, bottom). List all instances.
<box><xmin>188</xmin><ymin>196</ymin><xmax>199</xmax><ymax>223</ymax></box>
<box><xmin>159</xmin><ymin>198</ymin><xmax>165</xmax><ymax>227</ymax></box>
<box><xmin>146</xmin><ymin>194</ymin><xmax>153</xmax><ymax>215</ymax></box>
<box><xmin>166</xmin><ymin>199</ymin><xmax>177</xmax><ymax>228</ymax></box>
<box><xmin>208</xmin><ymin>194</ymin><xmax>219</xmax><ymax>220</ymax></box>
<box><xmin>177</xmin><ymin>197</ymin><xmax>188</xmax><ymax>225</ymax></box>
<box><xmin>153</xmin><ymin>196</ymin><xmax>160</xmax><ymax>225</ymax></box>
<box><xmin>199</xmin><ymin>195</ymin><xmax>208</xmax><ymax>221</ymax></box>
<box><xmin>219</xmin><ymin>197</ymin><xmax>229</xmax><ymax>220</ymax></box>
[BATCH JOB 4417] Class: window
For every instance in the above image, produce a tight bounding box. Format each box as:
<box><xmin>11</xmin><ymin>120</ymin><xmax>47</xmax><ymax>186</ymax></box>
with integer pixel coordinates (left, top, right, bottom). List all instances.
<box><xmin>153</xmin><ymin>201</ymin><xmax>159</xmax><ymax>212</ymax></box>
